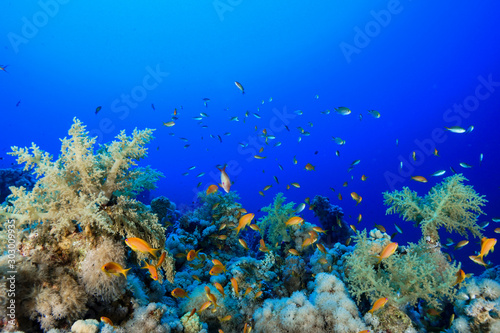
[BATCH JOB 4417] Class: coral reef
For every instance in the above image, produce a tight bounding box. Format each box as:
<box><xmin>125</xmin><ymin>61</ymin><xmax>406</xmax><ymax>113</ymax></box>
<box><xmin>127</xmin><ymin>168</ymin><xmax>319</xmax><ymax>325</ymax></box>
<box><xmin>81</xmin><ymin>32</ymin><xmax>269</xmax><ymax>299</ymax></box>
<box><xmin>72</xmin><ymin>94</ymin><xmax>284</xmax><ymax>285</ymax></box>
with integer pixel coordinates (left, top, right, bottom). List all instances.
<box><xmin>0</xmin><ymin>168</ymin><xmax>36</xmax><ymax>203</ymax></box>
<box><xmin>383</xmin><ymin>174</ymin><xmax>486</xmax><ymax>243</ymax></box>
<box><xmin>310</xmin><ymin>195</ymin><xmax>350</xmax><ymax>245</ymax></box>
<box><xmin>253</xmin><ymin>273</ymin><xmax>368</xmax><ymax>332</ymax></box>
<box><xmin>451</xmin><ymin>278</ymin><xmax>500</xmax><ymax>332</ymax></box>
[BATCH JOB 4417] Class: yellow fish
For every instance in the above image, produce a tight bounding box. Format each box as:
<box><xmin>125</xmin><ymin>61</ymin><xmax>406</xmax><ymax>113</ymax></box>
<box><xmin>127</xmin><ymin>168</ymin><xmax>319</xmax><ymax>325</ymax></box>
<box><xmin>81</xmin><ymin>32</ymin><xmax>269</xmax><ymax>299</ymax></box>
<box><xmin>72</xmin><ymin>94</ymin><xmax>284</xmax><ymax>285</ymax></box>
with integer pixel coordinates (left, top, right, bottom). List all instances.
<box><xmin>235</xmin><ymin>213</ymin><xmax>255</xmax><ymax>235</ymax></box>
<box><xmin>125</xmin><ymin>237</ymin><xmax>160</xmax><ymax>258</ymax></box>
<box><xmin>285</xmin><ymin>216</ymin><xmax>304</xmax><ymax>226</ymax></box>
<box><xmin>368</xmin><ymin>297</ymin><xmax>388</xmax><ymax>314</ymax></box>
<box><xmin>206</xmin><ymin>184</ymin><xmax>218</xmax><ymax>195</ymax></box>
<box><xmin>288</xmin><ymin>249</ymin><xmax>300</xmax><ymax>256</ymax></box>
<box><xmin>101</xmin><ymin>262</ymin><xmax>130</xmax><ymax>278</ymax></box>
<box><xmin>239</xmin><ymin>238</ymin><xmax>249</xmax><ymax>250</ymax></box>
<box><xmin>141</xmin><ymin>260</ymin><xmax>159</xmax><ymax>280</ymax></box>
<box><xmin>411</xmin><ymin>175</ymin><xmax>428</xmax><ymax>183</ymax></box>
<box><xmin>470</xmin><ymin>237</ymin><xmax>496</xmax><ymax>261</ymax></box>
<box><xmin>231</xmin><ymin>277</ymin><xmax>239</xmax><ymax>297</ymax></box>
<box><xmin>171</xmin><ymin>288</ymin><xmax>190</xmax><ymax>299</ymax></box>
<box><xmin>375</xmin><ymin>242</ymin><xmax>398</xmax><ymax>264</ymax></box>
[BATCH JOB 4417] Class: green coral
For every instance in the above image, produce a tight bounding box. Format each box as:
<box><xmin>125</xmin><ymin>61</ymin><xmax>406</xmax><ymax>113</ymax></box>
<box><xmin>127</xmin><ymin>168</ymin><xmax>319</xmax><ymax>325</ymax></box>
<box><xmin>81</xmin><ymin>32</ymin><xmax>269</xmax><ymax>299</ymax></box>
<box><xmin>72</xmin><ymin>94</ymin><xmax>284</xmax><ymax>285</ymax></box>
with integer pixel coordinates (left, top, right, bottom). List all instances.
<box><xmin>383</xmin><ymin>174</ymin><xmax>486</xmax><ymax>242</ymax></box>
<box><xmin>256</xmin><ymin>193</ymin><xmax>296</xmax><ymax>246</ymax></box>
<box><xmin>345</xmin><ymin>230</ymin><xmax>459</xmax><ymax>309</ymax></box>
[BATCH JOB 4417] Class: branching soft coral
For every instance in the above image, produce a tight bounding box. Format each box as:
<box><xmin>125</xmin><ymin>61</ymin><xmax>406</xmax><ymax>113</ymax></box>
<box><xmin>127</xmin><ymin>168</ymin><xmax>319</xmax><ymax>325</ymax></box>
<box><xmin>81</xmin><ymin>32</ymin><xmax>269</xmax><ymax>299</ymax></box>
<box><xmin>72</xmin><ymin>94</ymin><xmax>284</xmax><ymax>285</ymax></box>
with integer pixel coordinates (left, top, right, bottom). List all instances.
<box><xmin>0</xmin><ymin>118</ymin><xmax>165</xmax><ymax>250</ymax></box>
<box><xmin>345</xmin><ymin>230</ymin><xmax>459</xmax><ymax>309</ymax></box>
<box><xmin>257</xmin><ymin>193</ymin><xmax>296</xmax><ymax>246</ymax></box>
<box><xmin>383</xmin><ymin>174</ymin><xmax>486</xmax><ymax>242</ymax></box>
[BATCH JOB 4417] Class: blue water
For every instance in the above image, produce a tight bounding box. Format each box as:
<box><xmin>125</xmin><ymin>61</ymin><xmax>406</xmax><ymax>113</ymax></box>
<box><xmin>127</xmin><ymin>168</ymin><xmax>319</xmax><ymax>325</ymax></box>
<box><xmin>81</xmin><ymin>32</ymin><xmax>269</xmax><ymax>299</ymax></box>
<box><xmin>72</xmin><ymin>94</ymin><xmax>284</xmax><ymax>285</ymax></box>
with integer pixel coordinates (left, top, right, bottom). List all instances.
<box><xmin>1</xmin><ymin>1</ymin><xmax>499</xmax><ymax>276</ymax></box>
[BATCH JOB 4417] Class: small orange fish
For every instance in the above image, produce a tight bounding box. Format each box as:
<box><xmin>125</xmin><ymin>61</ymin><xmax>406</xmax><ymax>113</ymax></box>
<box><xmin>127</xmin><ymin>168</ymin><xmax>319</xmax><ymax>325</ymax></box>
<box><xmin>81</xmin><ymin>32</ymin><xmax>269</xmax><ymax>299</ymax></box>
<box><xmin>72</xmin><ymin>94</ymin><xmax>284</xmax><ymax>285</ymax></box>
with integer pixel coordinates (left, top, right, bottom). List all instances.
<box><xmin>210</xmin><ymin>265</ymin><xmax>225</xmax><ymax>276</ymax></box>
<box><xmin>302</xmin><ymin>238</ymin><xmax>313</xmax><ymax>249</ymax></box>
<box><xmin>142</xmin><ymin>260</ymin><xmax>159</xmax><ymax>280</ymax></box>
<box><xmin>338</xmin><ymin>193</ymin><xmax>343</xmax><ymax>200</ymax></box>
<box><xmin>125</xmin><ymin>237</ymin><xmax>160</xmax><ymax>258</ymax></box>
<box><xmin>239</xmin><ymin>238</ymin><xmax>249</xmax><ymax>250</ymax></box>
<box><xmin>254</xmin><ymin>290</ymin><xmax>263</xmax><ymax>299</ymax></box>
<box><xmin>411</xmin><ymin>176</ymin><xmax>428</xmax><ymax>183</ymax></box>
<box><xmin>243</xmin><ymin>287</ymin><xmax>253</xmax><ymax>297</ymax></box>
<box><xmin>426</xmin><ymin>308</ymin><xmax>442</xmax><ymax>316</ymax></box>
<box><xmin>100</xmin><ymin>316</ymin><xmax>114</xmax><ymax>326</ymax></box>
<box><xmin>259</xmin><ymin>239</ymin><xmax>269</xmax><ymax>252</ymax></box>
<box><xmin>288</xmin><ymin>249</ymin><xmax>300</xmax><ymax>256</ymax></box>
<box><xmin>285</xmin><ymin>216</ymin><xmax>304</xmax><ymax>226</ymax></box>
<box><xmin>304</xmin><ymin>163</ymin><xmax>315</xmax><ymax>171</ymax></box>
<box><xmin>290</xmin><ymin>182</ymin><xmax>300</xmax><ymax>188</ymax></box>
<box><xmin>235</xmin><ymin>213</ymin><xmax>255</xmax><ymax>235</ymax></box>
<box><xmin>368</xmin><ymin>297</ymin><xmax>388</xmax><ymax>314</ymax></box>
<box><xmin>350</xmin><ymin>192</ymin><xmax>362</xmax><ymax>205</ymax></box>
<box><xmin>249</xmin><ymin>224</ymin><xmax>261</xmax><ymax>232</ymax></box>
<box><xmin>187</xmin><ymin>249</ymin><xmax>200</xmax><ymax>261</ymax></box>
<box><xmin>495</xmin><ymin>227</ymin><xmax>500</xmax><ymax>233</ymax></box>
<box><xmin>220</xmin><ymin>315</ymin><xmax>232</xmax><ymax>322</ymax></box>
<box><xmin>472</xmin><ymin>237</ymin><xmax>497</xmax><ymax>260</ymax></box>
<box><xmin>171</xmin><ymin>288</ymin><xmax>190</xmax><ymax>299</ymax></box>
<box><xmin>198</xmin><ymin>300</ymin><xmax>212</xmax><ymax>312</ymax></box>
<box><xmin>206</xmin><ymin>184</ymin><xmax>218</xmax><ymax>195</ymax></box>
<box><xmin>453</xmin><ymin>269</ymin><xmax>466</xmax><ymax>286</ymax></box>
<box><xmin>312</xmin><ymin>226</ymin><xmax>327</xmax><ymax>234</ymax></box>
<box><xmin>163</xmin><ymin>121</ymin><xmax>175</xmax><ymax>127</ymax></box>
<box><xmin>361</xmin><ymin>175</ymin><xmax>367</xmax><ymax>181</ymax></box>
<box><xmin>375</xmin><ymin>242</ymin><xmax>398</xmax><ymax>264</ymax></box>
<box><xmin>156</xmin><ymin>252</ymin><xmax>166</xmax><ymax>267</ymax></box>
<box><xmin>101</xmin><ymin>262</ymin><xmax>130</xmax><ymax>278</ymax></box>
<box><xmin>231</xmin><ymin>277</ymin><xmax>239</xmax><ymax>297</ymax></box>
<box><xmin>316</xmin><ymin>243</ymin><xmax>327</xmax><ymax>254</ymax></box>
<box><xmin>187</xmin><ymin>308</ymin><xmax>196</xmax><ymax>319</ymax></box>
<box><xmin>214</xmin><ymin>282</ymin><xmax>225</xmax><ymax>297</ymax></box>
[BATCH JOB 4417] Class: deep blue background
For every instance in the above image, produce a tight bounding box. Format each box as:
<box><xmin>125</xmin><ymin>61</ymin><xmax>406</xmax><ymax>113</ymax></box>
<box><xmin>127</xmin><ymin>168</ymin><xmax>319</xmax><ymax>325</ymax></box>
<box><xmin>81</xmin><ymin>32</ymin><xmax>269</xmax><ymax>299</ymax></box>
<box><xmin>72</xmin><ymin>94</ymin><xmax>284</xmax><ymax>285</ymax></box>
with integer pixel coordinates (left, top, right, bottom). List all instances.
<box><xmin>1</xmin><ymin>1</ymin><xmax>499</xmax><ymax>275</ymax></box>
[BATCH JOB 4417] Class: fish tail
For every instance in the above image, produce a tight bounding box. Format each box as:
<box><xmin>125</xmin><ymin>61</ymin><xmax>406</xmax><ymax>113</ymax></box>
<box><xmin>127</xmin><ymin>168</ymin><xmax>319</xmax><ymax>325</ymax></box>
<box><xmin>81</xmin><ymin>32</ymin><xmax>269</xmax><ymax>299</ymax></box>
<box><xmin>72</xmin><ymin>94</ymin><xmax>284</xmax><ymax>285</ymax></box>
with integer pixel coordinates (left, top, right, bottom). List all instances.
<box><xmin>150</xmin><ymin>248</ymin><xmax>160</xmax><ymax>258</ymax></box>
<box><xmin>122</xmin><ymin>268</ymin><xmax>131</xmax><ymax>278</ymax></box>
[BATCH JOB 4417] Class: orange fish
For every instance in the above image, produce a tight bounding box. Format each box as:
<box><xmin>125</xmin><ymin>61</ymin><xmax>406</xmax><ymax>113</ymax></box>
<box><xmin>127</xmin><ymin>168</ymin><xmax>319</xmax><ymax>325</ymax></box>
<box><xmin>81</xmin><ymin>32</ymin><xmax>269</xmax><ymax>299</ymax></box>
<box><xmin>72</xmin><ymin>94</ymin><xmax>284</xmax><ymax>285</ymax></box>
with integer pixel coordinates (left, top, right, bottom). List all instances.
<box><xmin>156</xmin><ymin>252</ymin><xmax>166</xmax><ymax>267</ymax></box>
<box><xmin>100</xmin><ymin>317</ymin><xmax>114</xmax><ymax>327</ymax></box>
<box><xmin>368</xmin><ymin>297</ymin><xmax>388</xmax><ymax>314</ymax></box>
<box><xmin>316</xmin><ymin>243</ymin><xmax>327</xmax><ymax>254</ymax></box>
<box><xmin>375</xmin><ymin>242</ymin><xmax>398</xmax><ymax>263</ymax></box>
<box><xmin>259</xmin><ymin>239</ymin><xmax>269</xmax><ymax>252</ymax></box>
<box><xmin>220</xmin><ymin>315</ymin><xmax>231</xmax><ymax>322</ymax></box>
<box><xmin>142</xmin><ymin>260</ymin><xmax>159</xmax><ymax>280</ymax></box>
<box><xmin>125</xmin><ymin>237</ymin><xmax>160</xmax><ymax>258</ymax></box>
<box><xmin>411</xmin><ymin>176</ymin><xmax>428</xmax><ymax>183</ymax></box>
<box><xmin>288</xmin><ymin>249</ymin><xmax>300</xmax><ymax>256</ymax></box>
<box><xmin>214</xmin><ymin>282</ymin><xmax>225</xmax><ymax>297</ymax></box>
<box><xmin>231</xmin><ymin>277</ymin><xmax>239</xmax><ymax>297</ymax></box>
<box><xmin>101</xmin><ymin>262</ymin><xmax>130</xmax><ymax>278</ymax></box>
<box><xmin>206</xmin><ymin>184</ymin><xmax>219</xmax><ymax>195</ymax></box>
<box><xmin>171</xmin><ymin>288</ymin><xmax>190</xmax><ymax>299</ymax></box>
<box><xmin>187</xmin><ymin>249</ymin><xmax>200</xmax><ymax>261</ymax></box>
<box><xmin>312</xmin><ymin>226</ymin><xmax>326</xmax><ymax>234</ymax></box>
<box><xmin>235</xmin><ymin>213</ymin><xmax>255</xmax><ymax>235</ymax></box>
<box><xmin>453</xmin><ymin>269</ymin><xmax>466</xmax><ymax>286</ymax></box>
<box><xmin>471</xmin><ymin>237</ymin><xmax>497</xmax><ymax>261</ymax></box>
<box><xmin>285</xmin><ymin>216</ymin><xmax>304</xmax><ymax>226</ymax></box>
<box><xmin>198</xmin><ymin>301</ymin><xmax>212</xmax><ymax>312</ymax></box>
<box><xmin>454</xmin><ymin>240</ymin><xmax>469</xmax><ymax>250</ymax></box>
<box><xmin>218</xmin><ymin>166</ymin><xmax>231</xmax><ymax>193</ymax></box>
<box><xmin>350</xmin><ymin>192</ymin><xmax>362</xmax><ymax>205</ymax></box>
<box><xmin>243</xmin><ymin>323</ymin><xmax>252</xmax><ymax>333</ymax></box>
<box><xmin>210</xmin><ymin>265</ymin><xmax>225</xmax><ymax>276</ymax></box>
<box><xmin>187</xmin><ymin>308</ymin><xmax>196</xmax><ymax>319</ymax></box>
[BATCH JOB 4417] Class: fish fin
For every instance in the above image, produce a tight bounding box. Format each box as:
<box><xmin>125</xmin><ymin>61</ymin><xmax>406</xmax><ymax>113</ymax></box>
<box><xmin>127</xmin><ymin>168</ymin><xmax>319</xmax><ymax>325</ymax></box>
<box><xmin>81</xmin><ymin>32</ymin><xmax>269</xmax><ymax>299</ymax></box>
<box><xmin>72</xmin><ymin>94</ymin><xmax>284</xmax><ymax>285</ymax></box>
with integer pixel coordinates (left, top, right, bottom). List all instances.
<box><xmin>150</xmin><ymin>248</ymin><xmax>160</xmax><ymax>258</ymax></box>
<box><xmin>122</xmin><ymin>268</ymin><xmax>131</xmax><ymax>278</ymax></box>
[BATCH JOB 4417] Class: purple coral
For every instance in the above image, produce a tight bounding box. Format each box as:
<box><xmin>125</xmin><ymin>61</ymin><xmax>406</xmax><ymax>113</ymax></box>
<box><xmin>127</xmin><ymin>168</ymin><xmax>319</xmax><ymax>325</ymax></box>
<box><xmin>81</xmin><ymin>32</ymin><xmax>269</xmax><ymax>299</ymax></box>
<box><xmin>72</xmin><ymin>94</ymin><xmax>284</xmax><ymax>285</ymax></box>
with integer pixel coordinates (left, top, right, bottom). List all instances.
<box><xmin>311</xmin><ymin>195</ymin><xmax>351</xmax><ymax>246</ymax></box>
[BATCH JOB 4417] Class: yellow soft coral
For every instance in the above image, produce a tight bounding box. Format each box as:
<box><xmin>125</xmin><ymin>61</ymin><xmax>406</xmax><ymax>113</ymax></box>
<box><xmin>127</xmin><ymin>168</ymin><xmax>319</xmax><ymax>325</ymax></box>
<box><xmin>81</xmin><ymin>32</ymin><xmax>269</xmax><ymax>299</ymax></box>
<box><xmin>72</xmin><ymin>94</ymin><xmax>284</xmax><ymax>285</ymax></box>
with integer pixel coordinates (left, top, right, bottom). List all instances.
<box><xmin>0</xmin><ymin>118</ymin><xmax>168</xmax><ymax>270</ymax></box>
<box><xmin>383</xmin><ymin>174</ymin><xmax>486</xmax><ymax>242</ymax></box>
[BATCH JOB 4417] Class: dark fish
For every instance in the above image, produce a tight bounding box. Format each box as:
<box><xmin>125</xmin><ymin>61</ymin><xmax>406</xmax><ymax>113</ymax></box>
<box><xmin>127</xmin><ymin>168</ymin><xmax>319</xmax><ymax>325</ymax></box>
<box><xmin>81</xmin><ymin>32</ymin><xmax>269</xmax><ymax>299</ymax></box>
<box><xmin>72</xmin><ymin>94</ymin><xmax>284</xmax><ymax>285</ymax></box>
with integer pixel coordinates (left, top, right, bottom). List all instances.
<box><xmin>16</xmin><ymin>100</ymin><xmax>20</xmax><ymax>107</ymax></box>
<box><xmin>95</xmin><ymin>106</ymin><xmax>102</xmax><ymax>114</ymax></box>
<box><xmin>151</xmin><ymin>103</ymin><xmax>155</xmax><ymax>110</ymax></box>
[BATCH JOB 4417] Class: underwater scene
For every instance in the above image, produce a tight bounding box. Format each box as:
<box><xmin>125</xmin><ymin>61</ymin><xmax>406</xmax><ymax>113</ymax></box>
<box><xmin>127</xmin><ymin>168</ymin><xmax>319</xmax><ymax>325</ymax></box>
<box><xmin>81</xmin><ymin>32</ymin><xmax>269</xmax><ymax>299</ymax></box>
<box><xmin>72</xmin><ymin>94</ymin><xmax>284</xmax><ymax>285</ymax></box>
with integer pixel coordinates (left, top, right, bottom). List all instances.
<box><xmin>1</xmin><ymin>1</ymin><xmax>500</xmax><ymax>333</ymax></box>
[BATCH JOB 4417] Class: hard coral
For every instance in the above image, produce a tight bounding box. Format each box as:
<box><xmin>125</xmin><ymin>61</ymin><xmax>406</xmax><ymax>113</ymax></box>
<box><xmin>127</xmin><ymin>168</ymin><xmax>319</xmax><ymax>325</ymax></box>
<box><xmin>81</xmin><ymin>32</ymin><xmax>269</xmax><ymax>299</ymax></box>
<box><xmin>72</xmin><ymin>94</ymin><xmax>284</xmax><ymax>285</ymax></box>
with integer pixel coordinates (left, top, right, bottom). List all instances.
<box><xmin>383</xmin><ymin>174</ymin><xmax>486</xmax><ymax>242</ymax></box>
